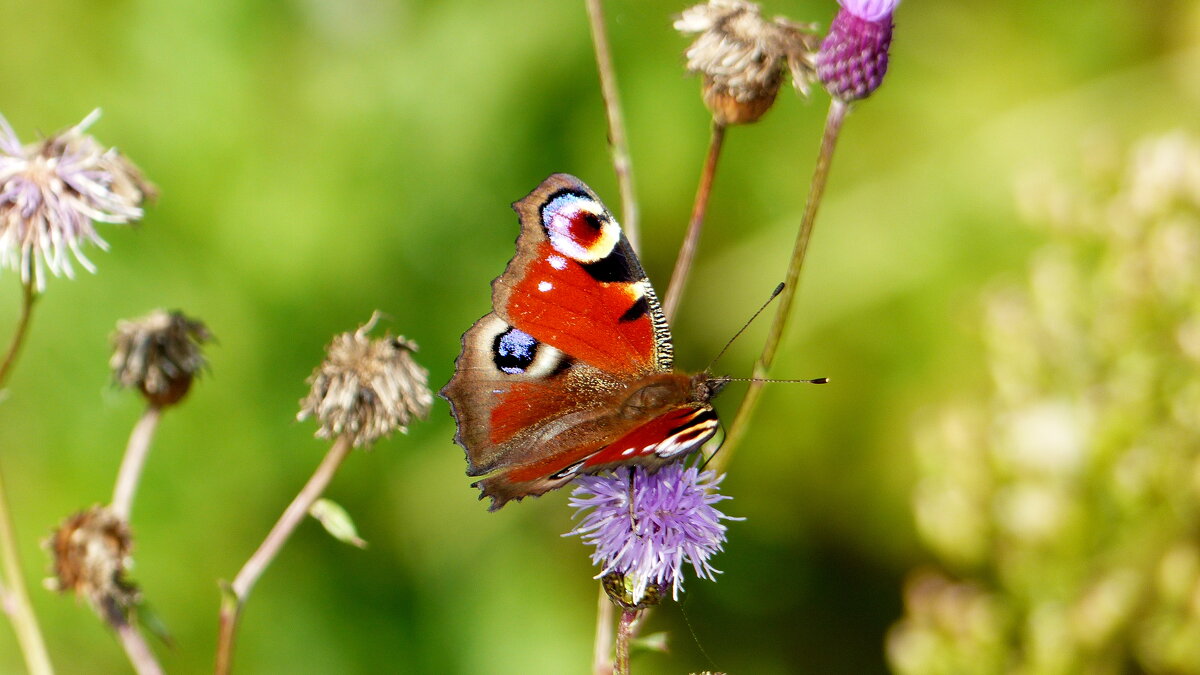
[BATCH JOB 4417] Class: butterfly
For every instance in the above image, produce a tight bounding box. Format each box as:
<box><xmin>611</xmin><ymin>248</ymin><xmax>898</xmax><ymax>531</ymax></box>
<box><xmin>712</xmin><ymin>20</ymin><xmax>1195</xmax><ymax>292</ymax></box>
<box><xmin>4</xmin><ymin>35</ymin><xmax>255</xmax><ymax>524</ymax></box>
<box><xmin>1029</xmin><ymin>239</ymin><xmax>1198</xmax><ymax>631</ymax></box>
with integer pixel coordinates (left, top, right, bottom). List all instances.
<box><xmin>441</xmin><ymin>174</ymin><xmax>727</xmax><ymax>510</ymax></box>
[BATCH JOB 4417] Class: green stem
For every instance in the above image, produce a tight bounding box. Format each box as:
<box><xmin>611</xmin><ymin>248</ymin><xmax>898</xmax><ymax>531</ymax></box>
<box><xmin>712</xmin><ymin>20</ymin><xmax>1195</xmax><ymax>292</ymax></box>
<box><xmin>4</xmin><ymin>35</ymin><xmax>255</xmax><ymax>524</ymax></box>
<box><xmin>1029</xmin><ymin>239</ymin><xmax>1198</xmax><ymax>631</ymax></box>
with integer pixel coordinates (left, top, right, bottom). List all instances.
<box><xmin>663</xmin><ymin>122</ymin><xmax>726</xmax><ymax>324</ymax></box>
<box><xmin>584</xmin><ymin>0</ymin><xmax>639</xmax><ymax>250</ymax></box>
<box><xmin>0</xmin><ymin>278</ymin><xmax>53</xmax><ymax>674</ymax></box>
<box><xmin>215</xmin><ymin>434</ymin><xmax>354</xmax><ymax>675</ymax></box>
<box><xmin>0</xmin><ymin>280</ymin><xmax>37</xmax><ymax>390</ymax></box>
<box><xmin>715</xmin><ymin>99</ymin><xmax>849</xmax><ymax>473</ymax></box>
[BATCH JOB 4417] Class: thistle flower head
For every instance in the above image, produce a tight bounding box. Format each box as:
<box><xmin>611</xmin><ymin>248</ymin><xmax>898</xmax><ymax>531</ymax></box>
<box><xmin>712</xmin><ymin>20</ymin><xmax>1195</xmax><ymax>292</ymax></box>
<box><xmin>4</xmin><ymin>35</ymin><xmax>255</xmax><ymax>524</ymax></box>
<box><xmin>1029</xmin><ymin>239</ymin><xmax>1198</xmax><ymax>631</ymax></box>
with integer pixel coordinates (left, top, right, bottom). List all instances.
<box><xmin>0</xmin><ymin>110</ymin><xmax>154</xmax><ymax>291</ymax></box>
<box><xmin>298</xmin><ymin>314</ymin><xmax>433</xmax><ymax>447</ymax></box>
<box><xmin>566</xmin><ymin>463</ymin><xmax>740</xmax><ymax>606</ymax></box>
<box><xmin>676</xmin><ymin>0</ymin><xmax>820</xmax><ymax>125</ymax></box>
<box><xmin>110</xmin><ymin>309</ymin><xmax>212</xmax><ymax>408</ymax></box>
<box><xmin>46</xmin><ymin>505</ymin><xmax>139</xmax><ymax>624</ymax></box>
<box><xmin>817</xmin><ymin>0</ymin><xmax>899</xmax><ymax>102</ymax></box>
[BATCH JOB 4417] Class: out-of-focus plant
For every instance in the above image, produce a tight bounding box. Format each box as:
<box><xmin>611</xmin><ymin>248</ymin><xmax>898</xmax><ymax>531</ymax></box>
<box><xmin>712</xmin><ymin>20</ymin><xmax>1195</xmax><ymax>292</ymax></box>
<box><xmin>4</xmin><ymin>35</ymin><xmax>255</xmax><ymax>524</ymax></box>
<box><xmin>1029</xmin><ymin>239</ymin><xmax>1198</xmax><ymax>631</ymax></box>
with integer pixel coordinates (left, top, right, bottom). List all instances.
<box><xmin>888</xmin><ymin>132</ymin><xmax>1200</xmax><ymax>674</ymax></box>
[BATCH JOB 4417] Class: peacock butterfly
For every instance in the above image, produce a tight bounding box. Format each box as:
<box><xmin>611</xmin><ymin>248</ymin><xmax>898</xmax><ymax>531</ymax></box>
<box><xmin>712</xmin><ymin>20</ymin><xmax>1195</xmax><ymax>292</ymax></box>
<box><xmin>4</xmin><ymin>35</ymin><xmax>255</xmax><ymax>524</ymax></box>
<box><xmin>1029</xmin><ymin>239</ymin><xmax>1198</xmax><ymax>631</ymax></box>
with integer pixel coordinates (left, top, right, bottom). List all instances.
<box><xmin>441</xmin><ymin>174</ymin><xmax>727</xmax><ymax>510</ymax></box>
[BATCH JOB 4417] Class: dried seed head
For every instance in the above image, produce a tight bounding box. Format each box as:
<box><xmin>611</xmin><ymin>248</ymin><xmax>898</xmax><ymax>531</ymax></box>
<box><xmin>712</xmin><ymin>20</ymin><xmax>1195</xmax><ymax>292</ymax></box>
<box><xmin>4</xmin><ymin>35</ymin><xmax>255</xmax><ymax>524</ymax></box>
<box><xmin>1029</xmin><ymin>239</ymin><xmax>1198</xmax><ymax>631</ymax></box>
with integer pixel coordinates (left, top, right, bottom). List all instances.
<box><xmin>111</xmin><ymin>309</ymin><xmax>212</xmax><ymax>408</ymax></box>
<box><xmin>298</xmin><ymin>314</ymin><xmax>433</xmax><ymax>447</ymax></box>
<box><xmin>46</xmin><ymin>505</ymin><xmax>139</xmax><ymax>624</ymax></box>
<box><xmin>0</xmin><ymin>109</ymin><xmax>155</xmax><ymax>291</ymax></box>
<box><xmin>817</xmin><ymin>0</ymin><xmax>899</xmax><ymax>102</ymax></box>
<box><xmin>676</xmin><ymin>0</ymin><xmax>820</xmax><ymax>125</ymax></box>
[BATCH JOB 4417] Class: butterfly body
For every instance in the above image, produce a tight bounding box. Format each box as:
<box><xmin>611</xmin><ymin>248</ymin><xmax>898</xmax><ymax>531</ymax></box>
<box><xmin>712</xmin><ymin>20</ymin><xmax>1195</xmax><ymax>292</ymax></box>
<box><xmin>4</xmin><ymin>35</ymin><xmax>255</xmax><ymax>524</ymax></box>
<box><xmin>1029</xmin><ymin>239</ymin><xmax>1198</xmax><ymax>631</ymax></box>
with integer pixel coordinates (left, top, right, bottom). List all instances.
<box><xmin>442</xmin><ymin>174</ymin><xmax>724</xmax><ymax>509</ymax></box>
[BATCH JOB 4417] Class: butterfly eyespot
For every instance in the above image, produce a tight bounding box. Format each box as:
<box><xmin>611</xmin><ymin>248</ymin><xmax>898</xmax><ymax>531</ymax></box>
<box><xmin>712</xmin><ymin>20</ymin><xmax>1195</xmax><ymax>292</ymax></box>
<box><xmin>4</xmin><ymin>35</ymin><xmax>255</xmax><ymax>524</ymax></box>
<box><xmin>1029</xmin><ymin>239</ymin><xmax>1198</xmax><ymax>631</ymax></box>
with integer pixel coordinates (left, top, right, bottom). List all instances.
<box><xmin>492</xmin><ymin>327</ymin><xmax>539</xmax><ymax>375</ymax></box>
<box><xmin>541</xmin><ymin>191</ymin><xmax>619</xmax><ymax>264</ymax></box>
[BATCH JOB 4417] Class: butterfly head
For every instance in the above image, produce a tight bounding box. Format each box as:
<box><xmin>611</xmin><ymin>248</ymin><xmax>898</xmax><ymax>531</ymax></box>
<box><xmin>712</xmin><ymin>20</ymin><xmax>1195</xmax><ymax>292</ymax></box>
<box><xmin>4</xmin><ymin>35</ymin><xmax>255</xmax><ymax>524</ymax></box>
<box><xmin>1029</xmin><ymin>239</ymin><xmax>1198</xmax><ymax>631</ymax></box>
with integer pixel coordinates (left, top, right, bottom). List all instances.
<box><xmin>692</xmin><ymin>372</ymin><xmax>730</xmax><ymax>403</ymax></box>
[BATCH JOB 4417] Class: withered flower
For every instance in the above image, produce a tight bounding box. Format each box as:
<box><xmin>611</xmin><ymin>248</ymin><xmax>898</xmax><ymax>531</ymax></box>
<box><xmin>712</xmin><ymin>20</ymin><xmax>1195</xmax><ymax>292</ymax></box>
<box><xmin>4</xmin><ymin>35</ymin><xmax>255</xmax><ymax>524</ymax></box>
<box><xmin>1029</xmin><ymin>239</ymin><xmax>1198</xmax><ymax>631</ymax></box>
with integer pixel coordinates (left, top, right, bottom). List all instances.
<box><xmin>111</xmin><ymin>309</ymin><xmax>212</xmax><ymax>408</ymax></box>
<box><xmin>0</xmin><ymin>109</ymin><xmax>154</xmax><ymax>291</ymax></box>
<box><xmin>676</xmin><ymin>0</ymin><xmax>820</xmax><ymax>125</ymax></box>
<box><xmin>297</xmin><ymin>314</ymin><xmax>433</xmax><ymax>447</ymax></box>
<box><xmin>46</xmin><ymin>506</ymin><xmax>139</xmax><ymax>625</ymax></box>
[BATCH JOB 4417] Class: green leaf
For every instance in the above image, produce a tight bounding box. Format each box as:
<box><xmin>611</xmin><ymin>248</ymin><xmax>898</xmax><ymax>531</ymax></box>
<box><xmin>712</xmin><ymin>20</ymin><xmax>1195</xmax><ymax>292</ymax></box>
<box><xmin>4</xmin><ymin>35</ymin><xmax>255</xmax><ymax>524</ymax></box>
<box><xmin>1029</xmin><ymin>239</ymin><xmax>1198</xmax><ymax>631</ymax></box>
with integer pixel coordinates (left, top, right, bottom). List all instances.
<box><xmin>309</xmin><ymin>498</ymin><xmax>367</xmax><ymax>549</ymax></box>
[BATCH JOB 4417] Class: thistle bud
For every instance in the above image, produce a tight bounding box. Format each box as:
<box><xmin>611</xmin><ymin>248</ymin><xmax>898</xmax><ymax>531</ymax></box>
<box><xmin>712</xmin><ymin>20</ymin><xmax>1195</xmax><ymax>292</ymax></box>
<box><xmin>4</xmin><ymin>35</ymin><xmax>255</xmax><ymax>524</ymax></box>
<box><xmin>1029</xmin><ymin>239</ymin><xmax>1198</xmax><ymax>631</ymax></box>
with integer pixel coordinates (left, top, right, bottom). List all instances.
<box><xmin>110</xmin><ymin>309</ymin><xmax>211</xmax><ymax>408</ymax></box>
<box><xmin>297</xmin><ymin>314</ymin><xmax>433</xmax><ymax>447</ymax></box>
<box><xmin>676</xmin><ymin>1</ymin><xmax>819</xmax><ymax>126</ymax></box>
<box><xmin>817</xmin><ymin>0</ymin><xmax>899</xmax><ymax>102</ymax></box>
<box><xmin>46</xmin><ymin>506</ymin><xmax>139</xmax><ymax>625</ymax></box>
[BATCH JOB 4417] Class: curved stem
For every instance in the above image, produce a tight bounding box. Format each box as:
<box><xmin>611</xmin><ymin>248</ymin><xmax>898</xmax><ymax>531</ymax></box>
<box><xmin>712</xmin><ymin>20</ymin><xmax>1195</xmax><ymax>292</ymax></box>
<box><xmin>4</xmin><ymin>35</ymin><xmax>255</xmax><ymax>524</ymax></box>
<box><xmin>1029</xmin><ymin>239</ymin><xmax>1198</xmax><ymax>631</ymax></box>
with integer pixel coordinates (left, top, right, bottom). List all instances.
<box><xmin>715</xmin><ymin>100</ymin><xmax>849</xmax><ymax>473</ymax></box>
<box><xmin>585</xmin><ymin>0</ymin><xmax>639</xmax><ymax>250</ymax></box>
<box><xmin>111</xmin><ymin>405</ymin><xmax>163</xmax><ymax>522</ymax></box>
<box><xmin>113</xmin><ymin>613</ymin><xmax>163</xmax><ymax>675</ymax></box>
<box><xmin>215</xmin><ymin>434</ymin><xmax>354</xmax><ymax>674</ymax></box>
<box><xmin>0</xmin><ymin>467</ymin><xmax>53</xmax><ymax>675</ymax></box>
<box><xmin>0</xmin><ymin>278</ymin><xmax>52</xmax><ymax>674</ymax></box>
<box><xmin>613</xmin><ymin>609</ymin><xmax>640</xmax><ymax>675</ymax></box>
<box><xmin>663</xmin><ymin>122</ymin><xmax>726</xmax><ymax>324</ymax></box>
<box><xmin>0</xmin><ymin>279</ymin><xmax>37</xmax><ymax>390</ymax></box>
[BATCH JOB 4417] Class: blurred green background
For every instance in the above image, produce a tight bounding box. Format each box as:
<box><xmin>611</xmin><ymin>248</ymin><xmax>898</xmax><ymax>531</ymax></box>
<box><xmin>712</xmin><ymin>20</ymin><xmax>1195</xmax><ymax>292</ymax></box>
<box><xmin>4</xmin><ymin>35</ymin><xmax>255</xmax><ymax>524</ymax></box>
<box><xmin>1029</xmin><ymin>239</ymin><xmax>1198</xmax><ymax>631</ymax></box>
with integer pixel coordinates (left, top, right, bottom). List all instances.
<box><xmin>0</xmin><ymin>0</ymin><xmax>1197</xmax><ymax>672</ymax></box>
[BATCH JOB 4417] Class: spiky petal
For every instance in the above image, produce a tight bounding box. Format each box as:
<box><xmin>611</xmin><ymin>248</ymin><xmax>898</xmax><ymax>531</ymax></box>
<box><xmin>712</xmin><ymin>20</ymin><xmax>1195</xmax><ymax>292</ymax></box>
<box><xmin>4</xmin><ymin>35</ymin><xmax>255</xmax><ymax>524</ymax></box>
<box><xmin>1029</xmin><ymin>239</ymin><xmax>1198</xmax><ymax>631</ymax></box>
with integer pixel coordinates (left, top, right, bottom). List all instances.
<box><xmin>566</xmin><ymin>464</ymin><xmax>740</xmax><ymax>605</ymax></box>
<box><xmin>0</xmin><ymin>110</ymin><xmax>153</xmax><ymax>290</ymax></box>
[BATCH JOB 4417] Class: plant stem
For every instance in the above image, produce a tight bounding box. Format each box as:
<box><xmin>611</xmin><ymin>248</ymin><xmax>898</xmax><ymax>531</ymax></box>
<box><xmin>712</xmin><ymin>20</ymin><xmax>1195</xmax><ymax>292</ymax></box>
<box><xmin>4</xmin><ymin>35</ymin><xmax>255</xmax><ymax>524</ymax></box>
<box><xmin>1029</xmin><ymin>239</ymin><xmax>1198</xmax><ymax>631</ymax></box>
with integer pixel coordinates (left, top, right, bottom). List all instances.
<box><xmin>613</xmin><ymin>608</ymin><xmax>640</xmax><ymax>675</ymax></box>
<box><xmin>113</xmin><ymin>614</ymin><xmax>164</xmax><ymax>675</ymax></box>
<box><xmin>0</xmin><ymin>278</ymin><xmax>52</xmax><ymax>674</ymax></box>
<box><xmin>663</xmin><ymin>122</ymin><xmax>726</xmax><ymax>324</ymax></box>
<box><xmin>214</xmin><ymin>434</ymin><xmax>354</xmax><ymax>675</ymax></box>
<box><xmin>0</xmin><ymin>280</ymin><xmax>37</xmax><ymax>390</ymax></box>
<box><xmin>584</xmin><ymin>0</ymin><xmax>640</xmax><ymax>250</ymax></box>
<box><xmin>111</xmin><ymin>405</ymin><xmax>163</xmax><ymax>522</ymax></box>
<box><xmin>0</xmin><ymin>466</ymin><xmax>52</xmax><ymax>675</ymax></box>
<box><xmin>592</xmin><ymin>585</ymin><xmax>615</xmax><ymax>675</ymax></box>
<box><xmin>715</xmin><ymin>99</ymin><xmax>849</xmax><ymax>473</ymax></box>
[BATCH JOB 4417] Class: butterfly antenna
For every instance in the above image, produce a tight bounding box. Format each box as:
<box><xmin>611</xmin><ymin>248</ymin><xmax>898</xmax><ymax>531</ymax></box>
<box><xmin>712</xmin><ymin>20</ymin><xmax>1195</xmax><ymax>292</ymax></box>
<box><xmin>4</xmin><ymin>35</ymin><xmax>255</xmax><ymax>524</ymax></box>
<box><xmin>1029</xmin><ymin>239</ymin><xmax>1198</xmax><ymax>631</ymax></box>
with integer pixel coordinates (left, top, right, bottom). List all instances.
<box><xmin>704</xmin><ymin>282</ymin><xmax>785</xmax><ymax>373</ymax></box>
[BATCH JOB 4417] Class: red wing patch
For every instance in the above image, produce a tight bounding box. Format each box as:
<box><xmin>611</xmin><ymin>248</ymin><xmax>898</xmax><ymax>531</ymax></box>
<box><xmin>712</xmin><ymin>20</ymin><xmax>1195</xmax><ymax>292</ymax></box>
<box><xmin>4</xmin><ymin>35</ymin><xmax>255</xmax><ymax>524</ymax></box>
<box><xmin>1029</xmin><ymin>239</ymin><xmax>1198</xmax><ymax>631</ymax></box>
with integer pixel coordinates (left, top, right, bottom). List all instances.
<box><xmin>582</xmin><ymin>405</ymin><xmax>720</xmax><ymax>469</ymax></box>
<box><xmin>506</xmin><ymin>241</ymin><xmax>655</xmax><ymax>375</ymax></box>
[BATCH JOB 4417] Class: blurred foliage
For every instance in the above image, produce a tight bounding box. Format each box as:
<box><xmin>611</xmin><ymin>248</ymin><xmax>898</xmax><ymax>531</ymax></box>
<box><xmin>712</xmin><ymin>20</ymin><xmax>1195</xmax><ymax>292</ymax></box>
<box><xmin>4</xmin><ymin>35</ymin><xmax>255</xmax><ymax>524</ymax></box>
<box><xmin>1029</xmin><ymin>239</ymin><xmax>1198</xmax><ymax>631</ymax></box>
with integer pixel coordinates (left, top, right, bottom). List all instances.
<box><xmin>0</xmin><ymin>0</ymin><xmax>1195</xmax><ymax>673</ymax></box>
<box><xmin>889</xmin><ymin>133</ymin><xmax>1200</xmax><ymax>674</ymax></box>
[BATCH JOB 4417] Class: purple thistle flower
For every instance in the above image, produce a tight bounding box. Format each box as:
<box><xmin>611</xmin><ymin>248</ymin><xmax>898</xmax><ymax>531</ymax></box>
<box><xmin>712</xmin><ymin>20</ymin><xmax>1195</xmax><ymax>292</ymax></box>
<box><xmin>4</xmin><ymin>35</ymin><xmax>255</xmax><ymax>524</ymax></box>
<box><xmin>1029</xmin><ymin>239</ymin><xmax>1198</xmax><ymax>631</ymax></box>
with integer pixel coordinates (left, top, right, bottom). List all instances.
<box><xmin>0</xmin><ymin>110</ymin><xmax>153</xmax><ymax>291</ymax></box>
<box><xmin>817</xmin><ymin>0</ymin><xmax>899</xmax><ymax>102</ymax></box>
<box><xmin>566</xmin><ymin>463</ymin><xmax>740</xmax><ymax>606</ymax></box>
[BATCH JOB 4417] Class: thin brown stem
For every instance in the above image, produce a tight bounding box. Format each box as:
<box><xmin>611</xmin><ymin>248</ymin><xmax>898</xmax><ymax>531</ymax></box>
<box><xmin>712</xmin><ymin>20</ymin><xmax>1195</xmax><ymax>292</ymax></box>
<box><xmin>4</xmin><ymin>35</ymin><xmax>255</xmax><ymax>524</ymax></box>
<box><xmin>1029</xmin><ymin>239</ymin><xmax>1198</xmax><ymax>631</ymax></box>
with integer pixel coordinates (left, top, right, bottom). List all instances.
<box><xmin>715</xmin><ymin>99</ymin><xmax>849</xmax><ymax>474</ymax></box>
<box><xmin>585</xmin><ymin>0</ymin><xmax>639</xmax><ymax>250</ymax></box>
<box><xmin>215</xmin><ymin>434</ymin><xmax>355</xmax><ymax>674</ymax></box>
<box><xmin>592</xmin><ymin>585</ymin><xmax>615</xmax><ymax>675</ymax></box>
<box><xmin>663</xmin><ymin>122</ymin><xmax>726</xmax><ymax>324</ymax></box>
<box><xmin>0</xmin><ymin>278</ymin><xmax>52</xmax><ymax>674</ymax></box>
<box><xmin>614</xmin><ymin>608</ymin><xmax>641</xmax><ymax>675</ymax></box>
<box><xmin>114</xmin><ymin>615</ymin><xmax>164</xmax><ymax>675</ymax></box>
<box><xmin>111</xmin><ymin>405</ymin><xmax>163</xmax><ymax>522</ymax></box>
<box><xmin>0</xmin><ymin>279</ymin><xmax>37</xmax><ymax>390</ymax></box>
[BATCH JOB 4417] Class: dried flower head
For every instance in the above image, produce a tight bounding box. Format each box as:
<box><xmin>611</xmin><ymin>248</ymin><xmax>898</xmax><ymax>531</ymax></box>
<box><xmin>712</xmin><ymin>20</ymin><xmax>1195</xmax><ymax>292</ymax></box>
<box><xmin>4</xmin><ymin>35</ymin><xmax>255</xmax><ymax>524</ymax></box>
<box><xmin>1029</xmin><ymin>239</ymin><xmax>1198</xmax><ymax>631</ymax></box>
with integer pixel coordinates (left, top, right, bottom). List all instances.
<box><xmin>817</xmin><ymin>0</ymin><xmax>899</xmax><ymax>102</ymax></box>
<box><xmin>0</xmin><ymin>109</ymin><xmax>154</xmax><ymax>291</ymax></box>
<box><xmin>46</xmin><ymin>505</ymin><xmax>139</xmax><ymax>625</ymax></box>
<box><xmin>566</xmin><ymin>464</ymin><xmax>740</xmax><ymax>606</ymax></box>
<box><xmin>676</xmin><ymin>0</ymin><xmax>820</xmax><ymax>125</ymax></box>
<box><xmin>298</xmin><ymin>314</ymin><xmax>433</xmax><ymax>447</ymax></box>
<box><xmin>110</xmin><ymin>309</ymin><xmax>211</xmax><ymax>408</ymax></box>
